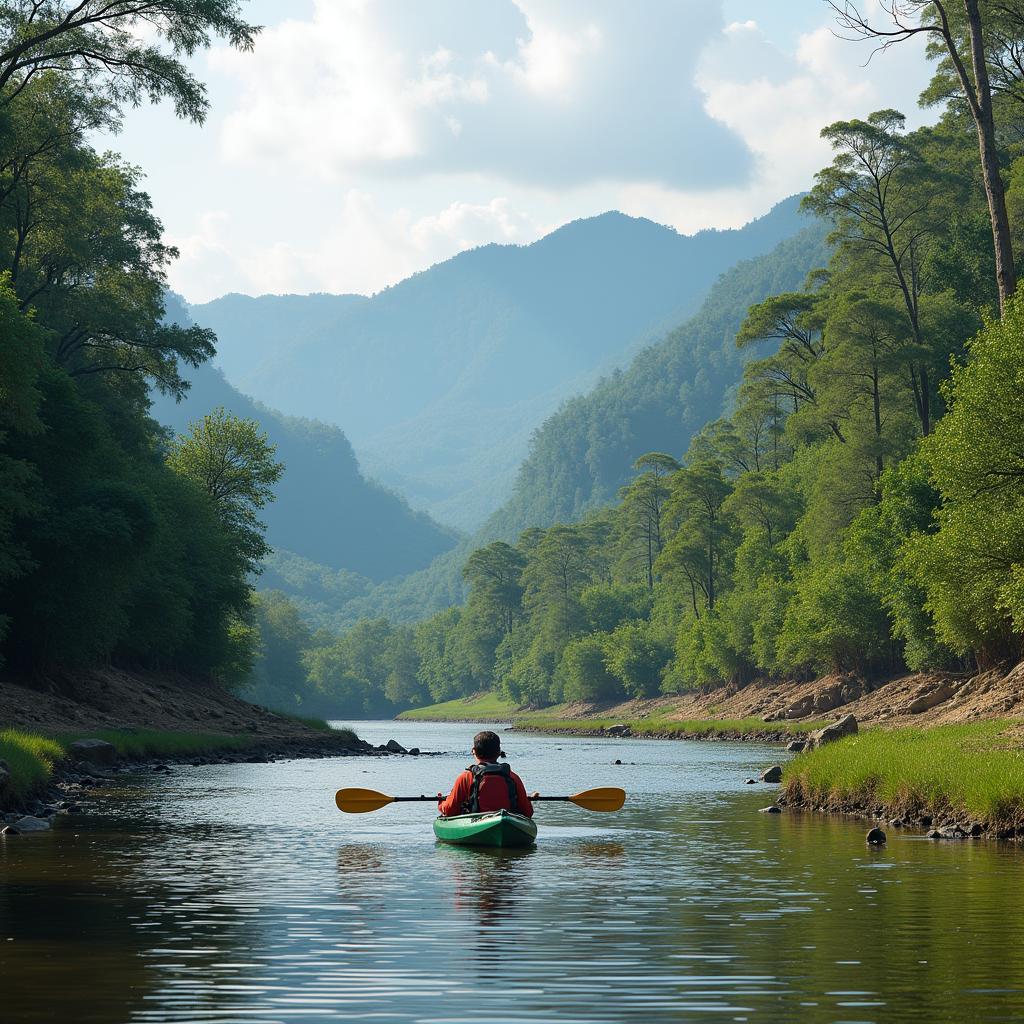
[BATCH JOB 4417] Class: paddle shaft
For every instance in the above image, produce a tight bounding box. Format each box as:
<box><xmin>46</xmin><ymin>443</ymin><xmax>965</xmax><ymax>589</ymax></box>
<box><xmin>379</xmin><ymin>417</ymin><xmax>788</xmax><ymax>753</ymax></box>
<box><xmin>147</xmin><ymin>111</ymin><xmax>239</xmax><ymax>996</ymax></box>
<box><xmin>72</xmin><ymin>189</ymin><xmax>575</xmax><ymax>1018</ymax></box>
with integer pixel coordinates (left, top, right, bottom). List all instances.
<box><xmin>389</xmin><ymin>795</ymin><xmax>576</xmax><ymax>801</ymax></box>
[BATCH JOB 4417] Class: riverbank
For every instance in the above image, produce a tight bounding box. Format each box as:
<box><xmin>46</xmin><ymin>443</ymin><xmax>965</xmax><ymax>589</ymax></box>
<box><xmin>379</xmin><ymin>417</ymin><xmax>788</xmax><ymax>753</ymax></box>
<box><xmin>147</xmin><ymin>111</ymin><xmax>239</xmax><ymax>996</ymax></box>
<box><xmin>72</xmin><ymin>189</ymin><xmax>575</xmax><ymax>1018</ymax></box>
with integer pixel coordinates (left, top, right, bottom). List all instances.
<box><xmin>780</xmin><ymin>720</ymin><xmax>1024</xmax><ymax>839</ymax></box>
<box><xmin>399</xmin><ymin>663</ymin><xmax>1024</xmax><ymax>737</ymax></box>
<box><xmin>0</xmin><ymin>668</ymin><xmax>377</xmax><ymax>820</ymax></box>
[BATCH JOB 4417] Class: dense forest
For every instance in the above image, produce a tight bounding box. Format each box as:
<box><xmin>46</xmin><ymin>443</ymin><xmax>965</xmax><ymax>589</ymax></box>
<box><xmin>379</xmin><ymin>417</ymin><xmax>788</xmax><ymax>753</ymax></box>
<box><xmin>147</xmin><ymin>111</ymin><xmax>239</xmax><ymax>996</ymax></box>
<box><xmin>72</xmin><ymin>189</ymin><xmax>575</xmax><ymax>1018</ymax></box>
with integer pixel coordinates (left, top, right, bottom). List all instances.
<box><xmin>264</xmin><ymin>218</ymin><xmax>831</xmax><ymax>634</ymax></box>
<box><xmin>252</xmin><ymin>4</ymin><xmax>1024</xmax><ymax>718</ymax></box>
<box><xmin>0</xmin><ymin>3</ymin><xmax>271</xmax><ymax>683</ymax></box>
<box><xmin>199</xmin><ymin>201</ymin><xmax>810</xmax><ymax>529</ymax></box>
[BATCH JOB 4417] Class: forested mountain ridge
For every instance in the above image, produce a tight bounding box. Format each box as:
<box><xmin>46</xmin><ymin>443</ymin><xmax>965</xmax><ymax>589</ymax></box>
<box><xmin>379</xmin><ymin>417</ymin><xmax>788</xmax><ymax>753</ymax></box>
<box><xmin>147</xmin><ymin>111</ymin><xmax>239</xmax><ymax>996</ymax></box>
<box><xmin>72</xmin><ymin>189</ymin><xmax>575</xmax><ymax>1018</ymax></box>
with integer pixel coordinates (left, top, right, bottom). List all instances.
<box><xmin>189</xmin><ymin>292</ymin><xmax>367</xmax><ymax>392</ymax></box>
<box><xmin>191</xmin><ymin>198</ymin><xmax>810</xmax><ymax>529</ymax></box>
<box><xmin>277</xmin><ymin>217</ymin><xmax>830</xmax><ymax>631</ymax></box>
<box><xmin>484</xmin><ymin>218</ymin><xmax>831</xmax><ymax>541</ymax></box>
<box><xmin>153</xmin><ymin>296</ymin><xmax>458</xmax><ymax>582</ymax></box>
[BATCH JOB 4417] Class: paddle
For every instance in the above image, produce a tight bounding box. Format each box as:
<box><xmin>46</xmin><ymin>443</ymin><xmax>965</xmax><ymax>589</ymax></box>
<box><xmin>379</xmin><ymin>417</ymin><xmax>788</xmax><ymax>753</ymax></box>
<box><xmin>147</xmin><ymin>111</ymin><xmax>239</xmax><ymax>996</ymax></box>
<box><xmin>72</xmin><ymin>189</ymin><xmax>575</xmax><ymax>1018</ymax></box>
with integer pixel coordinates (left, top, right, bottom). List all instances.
<box><xmin>335</xmin><ymin>786</ymin><xmax>625</xmax><ymax>814</ymax></box>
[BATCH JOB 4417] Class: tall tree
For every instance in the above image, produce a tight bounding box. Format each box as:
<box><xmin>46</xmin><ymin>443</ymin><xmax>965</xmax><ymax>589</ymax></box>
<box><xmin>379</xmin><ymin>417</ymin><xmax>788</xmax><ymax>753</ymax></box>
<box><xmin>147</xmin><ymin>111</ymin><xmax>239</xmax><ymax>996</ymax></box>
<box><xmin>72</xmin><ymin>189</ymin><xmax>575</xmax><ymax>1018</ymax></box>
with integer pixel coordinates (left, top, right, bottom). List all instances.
<box><xmin>829</xmin><ymin>1</ymin><xmax>1017</xmax><ymax>310</ymax></box>
<box><xmin>166</xmin><ymin>408</ymin><xmax>284</xmax><ymax>572</ymax></box>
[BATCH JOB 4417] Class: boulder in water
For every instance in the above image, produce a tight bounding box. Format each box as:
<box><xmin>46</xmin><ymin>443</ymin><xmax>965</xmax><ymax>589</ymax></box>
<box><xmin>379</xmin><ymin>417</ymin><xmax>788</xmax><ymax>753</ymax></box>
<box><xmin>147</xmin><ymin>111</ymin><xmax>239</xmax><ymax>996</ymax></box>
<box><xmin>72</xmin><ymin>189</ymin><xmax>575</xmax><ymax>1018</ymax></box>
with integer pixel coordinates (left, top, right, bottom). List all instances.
<box><xmin>760</xmin><ymin>765</ymin><xmax>783</xmax><ymax>783</ymax></box>
<box><xmin>386</xmin><ymin>739</ymin><xmax>408</xmax><ymax>754</ymax></box>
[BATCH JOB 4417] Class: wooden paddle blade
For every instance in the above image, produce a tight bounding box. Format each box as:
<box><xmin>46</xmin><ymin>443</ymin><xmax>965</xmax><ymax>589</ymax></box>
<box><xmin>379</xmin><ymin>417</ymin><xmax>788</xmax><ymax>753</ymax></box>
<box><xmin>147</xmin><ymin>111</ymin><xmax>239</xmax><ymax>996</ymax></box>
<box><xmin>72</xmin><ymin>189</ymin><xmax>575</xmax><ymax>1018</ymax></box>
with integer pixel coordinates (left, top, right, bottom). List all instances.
<box><xmin>335</xmin><ymin>788</ymin><xmax>395</xmax><ymax>813</ymax></box>
<box><xmin>569</xmin><ymin>787</ymin><xmax>626</xmax><ymax>812</ymax></box>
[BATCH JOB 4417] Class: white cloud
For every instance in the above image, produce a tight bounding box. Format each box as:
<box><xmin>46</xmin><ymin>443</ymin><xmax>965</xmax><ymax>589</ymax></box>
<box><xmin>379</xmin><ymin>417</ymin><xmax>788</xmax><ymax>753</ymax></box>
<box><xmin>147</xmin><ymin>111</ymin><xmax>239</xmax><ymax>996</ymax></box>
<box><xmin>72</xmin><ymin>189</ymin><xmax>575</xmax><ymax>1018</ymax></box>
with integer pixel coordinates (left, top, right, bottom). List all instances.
<box><xmin>610</xmin><ymin>6</ymin><xmax>932</xmax><ymax>235</ymax></box>
<box><xmin>211</xmin><ymin>0</ymin><xmax>752</xmax><ymax>189</ymax></box>
<box><xmin>167</xmin><ymin>192</ymin><xmax>546</xmax><ymax>302</ymax></box>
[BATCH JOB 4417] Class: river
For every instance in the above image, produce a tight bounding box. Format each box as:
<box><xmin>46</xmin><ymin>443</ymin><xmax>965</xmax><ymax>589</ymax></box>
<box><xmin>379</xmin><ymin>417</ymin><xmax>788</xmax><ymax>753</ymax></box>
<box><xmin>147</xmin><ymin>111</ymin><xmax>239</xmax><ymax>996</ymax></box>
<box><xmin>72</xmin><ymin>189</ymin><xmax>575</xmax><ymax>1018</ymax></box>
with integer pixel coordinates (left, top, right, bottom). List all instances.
<box><xmin>2</xmin><ymin>720</ymin><xmax>1023</xmax><ymax>1023</ymax></box>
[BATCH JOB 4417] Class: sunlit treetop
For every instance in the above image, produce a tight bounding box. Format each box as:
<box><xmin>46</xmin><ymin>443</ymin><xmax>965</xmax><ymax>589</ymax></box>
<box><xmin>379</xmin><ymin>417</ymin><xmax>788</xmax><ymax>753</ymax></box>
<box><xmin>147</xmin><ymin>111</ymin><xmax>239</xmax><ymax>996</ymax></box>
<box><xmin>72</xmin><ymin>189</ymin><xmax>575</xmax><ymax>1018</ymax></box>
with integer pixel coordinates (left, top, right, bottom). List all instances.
<box><xmin>0</xmin><ymin>1</ymin><xmax>259</xmax><ymax>120</ymax></box>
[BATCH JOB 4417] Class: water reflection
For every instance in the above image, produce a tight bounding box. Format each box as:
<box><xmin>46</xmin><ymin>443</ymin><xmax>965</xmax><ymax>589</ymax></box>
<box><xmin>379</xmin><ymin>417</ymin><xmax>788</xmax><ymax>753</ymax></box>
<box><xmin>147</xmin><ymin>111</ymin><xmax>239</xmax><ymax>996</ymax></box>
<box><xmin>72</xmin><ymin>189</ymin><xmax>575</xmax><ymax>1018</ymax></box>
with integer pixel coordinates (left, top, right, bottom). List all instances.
<box><xmin>2</xmin><ymin>721</ymin><xmax>1024</xmax><ymax>1023</ymax></box>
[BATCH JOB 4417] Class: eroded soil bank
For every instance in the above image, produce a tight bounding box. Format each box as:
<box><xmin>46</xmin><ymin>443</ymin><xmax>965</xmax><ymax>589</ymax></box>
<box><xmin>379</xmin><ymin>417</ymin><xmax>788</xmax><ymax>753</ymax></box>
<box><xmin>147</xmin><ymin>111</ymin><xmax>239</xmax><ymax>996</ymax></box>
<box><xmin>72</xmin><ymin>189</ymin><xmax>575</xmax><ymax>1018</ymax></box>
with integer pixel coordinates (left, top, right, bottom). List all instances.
<box><xmin>506</xmin><ymin>662</ymin><xmax>1024</xmax><ymax>737</ymax></box>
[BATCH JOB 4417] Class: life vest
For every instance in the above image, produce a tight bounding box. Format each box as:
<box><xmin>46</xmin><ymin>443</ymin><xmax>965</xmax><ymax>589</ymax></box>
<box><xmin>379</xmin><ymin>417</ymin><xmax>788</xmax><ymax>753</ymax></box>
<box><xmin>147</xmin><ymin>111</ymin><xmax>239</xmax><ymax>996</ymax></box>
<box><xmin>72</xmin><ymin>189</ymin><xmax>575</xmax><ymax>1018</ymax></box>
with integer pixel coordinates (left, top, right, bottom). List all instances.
<box><xmin>463</xmin><ymin>761</ymin><xmax>518</xmax><ymax>813</ymax></box>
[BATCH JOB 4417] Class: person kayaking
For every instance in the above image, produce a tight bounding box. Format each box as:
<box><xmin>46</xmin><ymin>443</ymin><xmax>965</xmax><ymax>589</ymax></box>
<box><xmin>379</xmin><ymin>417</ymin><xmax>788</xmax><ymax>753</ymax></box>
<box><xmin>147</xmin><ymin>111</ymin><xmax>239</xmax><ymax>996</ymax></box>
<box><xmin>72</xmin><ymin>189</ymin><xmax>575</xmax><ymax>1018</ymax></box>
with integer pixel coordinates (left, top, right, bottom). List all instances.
<box><xmin>437</xmin><ymin>730</ymin><xmax>535</xmax><ymax>818</ymax></box>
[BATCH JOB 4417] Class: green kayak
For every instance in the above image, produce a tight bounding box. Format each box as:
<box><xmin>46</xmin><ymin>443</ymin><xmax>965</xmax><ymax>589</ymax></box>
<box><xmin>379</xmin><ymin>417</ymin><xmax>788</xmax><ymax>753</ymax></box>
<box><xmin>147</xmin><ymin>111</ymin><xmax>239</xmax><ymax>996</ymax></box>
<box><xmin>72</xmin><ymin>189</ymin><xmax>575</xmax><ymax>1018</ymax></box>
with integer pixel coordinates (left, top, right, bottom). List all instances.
<box><xmin>433</xmin><ymin>809</ymin><xmax>538</xmax><ymax>848</ymax></box>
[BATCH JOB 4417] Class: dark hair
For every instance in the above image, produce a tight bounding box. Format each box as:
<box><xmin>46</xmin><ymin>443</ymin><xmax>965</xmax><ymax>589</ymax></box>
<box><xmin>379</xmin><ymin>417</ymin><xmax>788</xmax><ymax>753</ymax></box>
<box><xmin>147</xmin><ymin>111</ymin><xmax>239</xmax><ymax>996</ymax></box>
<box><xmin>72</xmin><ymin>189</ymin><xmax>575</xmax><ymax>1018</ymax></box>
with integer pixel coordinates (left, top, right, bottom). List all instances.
<box><xmin>473</xmin><ymin>730</ymin><xmax>502</xmax><ymax>760</ymax></box>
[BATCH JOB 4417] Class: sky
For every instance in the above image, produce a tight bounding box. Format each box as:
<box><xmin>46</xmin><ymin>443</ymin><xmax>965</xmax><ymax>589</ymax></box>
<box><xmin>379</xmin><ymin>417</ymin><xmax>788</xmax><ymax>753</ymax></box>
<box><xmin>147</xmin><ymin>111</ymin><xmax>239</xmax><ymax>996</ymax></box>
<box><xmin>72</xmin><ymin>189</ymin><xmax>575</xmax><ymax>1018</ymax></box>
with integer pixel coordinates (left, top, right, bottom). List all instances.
<box><xmin>111</xmin><ymin>0</ymin><xmax>935</xmax><ymax>303</ymax></box>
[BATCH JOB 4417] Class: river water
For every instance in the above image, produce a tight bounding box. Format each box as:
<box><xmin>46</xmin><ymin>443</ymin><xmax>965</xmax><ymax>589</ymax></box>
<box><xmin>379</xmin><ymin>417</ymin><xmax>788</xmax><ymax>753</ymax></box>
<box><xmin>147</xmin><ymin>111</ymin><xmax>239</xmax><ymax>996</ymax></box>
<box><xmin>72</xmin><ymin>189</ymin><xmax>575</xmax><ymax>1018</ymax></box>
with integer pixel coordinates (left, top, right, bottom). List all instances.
<box><xmin>2</xmin><ymin>720</ymin><xmax>1024</xmax><ymax>1023</ymax></box>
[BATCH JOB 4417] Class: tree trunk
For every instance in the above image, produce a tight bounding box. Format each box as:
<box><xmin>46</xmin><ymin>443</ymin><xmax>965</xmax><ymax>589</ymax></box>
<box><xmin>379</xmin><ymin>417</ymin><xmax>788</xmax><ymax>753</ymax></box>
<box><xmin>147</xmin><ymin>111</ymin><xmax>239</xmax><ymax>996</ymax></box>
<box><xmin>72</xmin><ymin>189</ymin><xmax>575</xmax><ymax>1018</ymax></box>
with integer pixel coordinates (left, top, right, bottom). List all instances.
<box><xmin>959</xmin><ymin>0</ymin><xmax>1017</xmax><ymax>309</ymax></box>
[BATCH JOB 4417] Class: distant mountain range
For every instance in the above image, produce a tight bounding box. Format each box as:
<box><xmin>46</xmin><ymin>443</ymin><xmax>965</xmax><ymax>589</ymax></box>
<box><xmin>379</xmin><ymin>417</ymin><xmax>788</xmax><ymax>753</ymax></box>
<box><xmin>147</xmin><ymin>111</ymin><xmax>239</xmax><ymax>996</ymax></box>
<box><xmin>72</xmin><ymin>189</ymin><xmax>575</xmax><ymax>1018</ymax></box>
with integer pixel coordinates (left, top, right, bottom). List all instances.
<box><xmin>152</xmin><ymin>296</ymin><xmax>457</xmax><ymax>582</ymax></box>
<box><xmin>189</xmin><ymin>197</ymin><xmax>810</xmax><ymax>531</ymax></box>
<box><xmin>235</xmin><ymin>217</ymin><xmax>830</xmax><ymax>630</ymax></box>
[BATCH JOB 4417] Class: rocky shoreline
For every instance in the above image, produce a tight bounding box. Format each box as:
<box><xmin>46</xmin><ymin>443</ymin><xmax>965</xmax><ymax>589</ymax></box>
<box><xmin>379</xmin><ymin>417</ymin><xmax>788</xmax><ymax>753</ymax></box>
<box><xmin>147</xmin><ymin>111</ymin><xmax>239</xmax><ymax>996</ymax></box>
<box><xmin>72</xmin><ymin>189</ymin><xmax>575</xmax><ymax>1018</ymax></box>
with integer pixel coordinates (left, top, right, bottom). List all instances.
<box><xmin>0</xmin><ymin>731</ymin><xmax>433</xmax><ymax>835</ymax></box>
<box><xmin>774</xmin><ymin>792</ymin><xmax>1011</xmax><ymax>841</ymax></box>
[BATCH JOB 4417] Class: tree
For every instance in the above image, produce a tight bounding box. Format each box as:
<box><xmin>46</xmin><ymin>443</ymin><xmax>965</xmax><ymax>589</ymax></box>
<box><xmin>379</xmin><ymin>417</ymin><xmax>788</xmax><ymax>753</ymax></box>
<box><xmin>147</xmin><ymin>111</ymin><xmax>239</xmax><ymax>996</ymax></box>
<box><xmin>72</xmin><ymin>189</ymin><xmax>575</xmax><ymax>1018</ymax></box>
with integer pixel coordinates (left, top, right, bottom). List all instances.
<box><xmin>166</xmin><ymin>407</ymin><xmax>284</xmax><ymax>572</ymax></box>
<box><xmin>0</xmin><ymin>1</ymin><xmax>258</xmax><ymax>119</ymax></box>
<box><xmin>804</xmin><ymin>110</ymin><xmax>943</xmax><ymax>433</ymax></box>
<box><xmin>617</xmin><ymin>451</ymin><xmax>678</xmax><ymax>589</ymax></box>
<box><xmin>462</xmin><ymin>541</ymin><xmax>526</xmax><ymax>637</ymax></box>
<box><xmin>912</xmin><ymin>298</ymin><xmax>1024</xmax><ymax>660</ymax></box>
<box><xmin>657</xmin><ymin>460</ymin><xmax>733</xmax><ymax>614</ymax></box>
<box><xmin>829</xmin><ymin>2</ymin><xmax>1017</xmax><ymax>309</ymax></box>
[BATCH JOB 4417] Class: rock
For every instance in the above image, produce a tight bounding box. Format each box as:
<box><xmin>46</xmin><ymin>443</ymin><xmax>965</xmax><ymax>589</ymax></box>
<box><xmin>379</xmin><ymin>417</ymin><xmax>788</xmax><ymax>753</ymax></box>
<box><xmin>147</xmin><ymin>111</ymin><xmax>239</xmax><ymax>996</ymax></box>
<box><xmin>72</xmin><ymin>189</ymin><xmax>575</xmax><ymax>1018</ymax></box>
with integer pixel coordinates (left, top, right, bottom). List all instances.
<box><xmin>785</xmin><ymin>740</ymin><xmax>806</xmax><ymax>753</ymax></box>
<box><xmin>760</xmin><ymin>765</ymin><xmax>783</xmax><ymax>784</ymax></box>
<box><xmin>906</xmin><ymin>678</ymin><xmax>963</xmax><ymax>715</ymax></box>
<box><xmin>967</xmin><ymin>822</ymin><xmax>984</xmax><ymax>837</ymax></box>
<box><xmin>784</xmin><ymin>695</ymin><xmax>815</xmax><ymax>719</ymax></box>
<box><xmin>606</xmin><ymin>724</ymin><xmax>632</xmax><ymax>737</ymax></box>
<box><xmin>866</xmin><ymin>827</ymin><xmax>887</xmax><ymax>845</ymax></box>
<box><xmin>889</xmin><ymin>818</ymin><xmax>904</xmax><ymax>828</ymax></box>
<box><xmin>744</xmin><ymin>778</ymin><xmax>756</xmax><ymax>785</ymax></box>
<box><xmin>759</xmin><ymin>805</ymin><xmax>782</xmax><ymax>814</ymax></box>
<box><xmin>613</xmin><ymin>759</ymin><xmax>623</xmax><ymax>765</ymax></box>
<box><xmin>812</xmin><ymin>684</ymin><xmax>845</xmax><ymax>714</ymax></box>
<box><xmin>385</xmin><ymin>739</ymin><xmax>408</xmax><ymax>754</ymax></box>
<box><xmin>806</xmin><ymin>714</ymin><xmax>858</xmax><ymax>750</ymax></box>
<box><xmin>408</xmin><ymin>748</ymin><xmax>420</xmax><ymax>756</ymax></box>
<box><xmin>5</xmin><ymin>815</ymin><xmax>51</xmax><ymax>835</ymax></box>
<box><xmin>69</xmin><ymin>738</ymin><xmax>116</xmax><ymax>765</ymax></box>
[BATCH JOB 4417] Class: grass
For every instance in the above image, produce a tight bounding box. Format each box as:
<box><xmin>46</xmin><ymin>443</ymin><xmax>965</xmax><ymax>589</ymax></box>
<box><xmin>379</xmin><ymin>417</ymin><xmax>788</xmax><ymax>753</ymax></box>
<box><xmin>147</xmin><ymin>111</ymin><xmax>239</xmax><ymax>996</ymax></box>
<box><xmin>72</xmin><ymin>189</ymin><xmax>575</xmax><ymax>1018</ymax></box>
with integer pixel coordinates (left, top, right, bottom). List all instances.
<box><xmin>400</xmin><ymin>695</ymin><xmax>824</xmax><ymax>738</ymax></box>
<box><xmin>59</xmin><ymin>728</ymin><xmax>255</xmax><ymax>759</ymax></box>
<box><xmin>266</xmin><ymin>710</ymin><xmax>333</xmax><ymax>732</ymax></box>
<box><xmin>514</xmin><ymin>712</ymin><xmax>825</xmax><ymax>737</ymax></box>
<box><xmin>399</xmin><ymin>692</ymin><xmax>520</xmax><ymax>721</ymax></box>
<box><xmin>0</xmin><ymin>729</ymin><xmax>65</xmax><ymax>799</ymax></box>
<box><xmin>783</xmin><ymin>721</ymin><xmax>1024</xmax><ymax>829</ymax></box>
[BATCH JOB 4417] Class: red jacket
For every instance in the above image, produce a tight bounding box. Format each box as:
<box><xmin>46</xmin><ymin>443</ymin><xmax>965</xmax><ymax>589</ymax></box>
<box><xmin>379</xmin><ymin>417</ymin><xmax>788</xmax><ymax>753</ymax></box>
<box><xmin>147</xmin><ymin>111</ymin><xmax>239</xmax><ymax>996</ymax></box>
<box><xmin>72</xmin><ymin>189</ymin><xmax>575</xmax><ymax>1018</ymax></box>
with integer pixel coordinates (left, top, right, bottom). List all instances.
<box><xmin>438</xmin><ymin>762</ymin><xmax>534</xmax><ymax>818</ymax></box>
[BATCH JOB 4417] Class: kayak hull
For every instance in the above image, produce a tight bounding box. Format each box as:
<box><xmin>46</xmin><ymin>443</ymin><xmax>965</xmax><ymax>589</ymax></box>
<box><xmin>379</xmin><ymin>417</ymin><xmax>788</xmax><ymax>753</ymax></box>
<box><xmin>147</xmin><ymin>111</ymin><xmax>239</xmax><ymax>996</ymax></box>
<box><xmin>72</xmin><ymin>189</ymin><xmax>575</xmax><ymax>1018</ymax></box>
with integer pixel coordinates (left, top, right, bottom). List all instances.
<box><xmin>433</xmin><ymin>809</ymin><xmax>538</xmax><ymax>848</ymax></box>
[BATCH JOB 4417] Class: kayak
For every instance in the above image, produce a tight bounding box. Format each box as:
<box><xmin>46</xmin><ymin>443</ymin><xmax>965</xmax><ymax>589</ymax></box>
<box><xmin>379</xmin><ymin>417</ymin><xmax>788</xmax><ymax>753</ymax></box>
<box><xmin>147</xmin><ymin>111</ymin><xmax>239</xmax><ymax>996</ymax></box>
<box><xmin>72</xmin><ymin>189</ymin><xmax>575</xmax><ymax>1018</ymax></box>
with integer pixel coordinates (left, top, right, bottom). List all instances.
<box><xmin>433</xmin><ymin>809</ymin><xmax>538</xmax><ymax>848</ymax></box>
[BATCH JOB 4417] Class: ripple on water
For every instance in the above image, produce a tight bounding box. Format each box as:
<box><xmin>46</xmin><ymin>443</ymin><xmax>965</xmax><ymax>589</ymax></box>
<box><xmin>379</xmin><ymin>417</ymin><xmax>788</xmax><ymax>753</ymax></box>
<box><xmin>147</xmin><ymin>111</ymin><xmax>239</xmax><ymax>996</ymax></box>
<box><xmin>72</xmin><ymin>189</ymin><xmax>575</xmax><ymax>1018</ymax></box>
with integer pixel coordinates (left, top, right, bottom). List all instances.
<box><xmin>3</xmin><ymin>722</ymin><xmax>1024</xmax><ymax>1023</ymax></box>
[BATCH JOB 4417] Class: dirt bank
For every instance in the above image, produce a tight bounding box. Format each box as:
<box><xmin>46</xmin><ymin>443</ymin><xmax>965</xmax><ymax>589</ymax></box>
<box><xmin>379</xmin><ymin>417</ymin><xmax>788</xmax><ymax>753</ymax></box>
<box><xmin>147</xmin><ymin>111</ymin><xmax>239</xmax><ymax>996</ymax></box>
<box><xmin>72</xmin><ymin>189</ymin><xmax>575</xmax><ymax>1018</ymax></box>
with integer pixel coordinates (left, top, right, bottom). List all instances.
<box><xmin>0</xmin><ymin>667</ymin><xmax>336</xmax><ymax>740</ymax></box>
<box><xmin>530</xmin><ymin>663</ymin><xmax>1024</xmax><ymax>733</ymax></box>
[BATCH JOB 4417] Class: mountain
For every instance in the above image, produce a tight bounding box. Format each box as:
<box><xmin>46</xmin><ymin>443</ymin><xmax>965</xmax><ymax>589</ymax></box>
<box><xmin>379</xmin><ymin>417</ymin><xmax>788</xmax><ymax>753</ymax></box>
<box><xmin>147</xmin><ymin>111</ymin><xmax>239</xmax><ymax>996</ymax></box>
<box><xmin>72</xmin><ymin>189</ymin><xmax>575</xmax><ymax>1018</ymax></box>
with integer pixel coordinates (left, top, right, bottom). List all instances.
<box><xmin>279</xmin><ymin>216</ymin><xmax>831</xmax><ymax>628</ymax></box>
<box><xmin>152</xmin><ymin>296</ymin><xmax>458</xmax><ymax>582</ymax></box>
<box><xmin>188</xmin><ymin>197</ymin><xmax>811</xmax><ymax>530</ymax></box>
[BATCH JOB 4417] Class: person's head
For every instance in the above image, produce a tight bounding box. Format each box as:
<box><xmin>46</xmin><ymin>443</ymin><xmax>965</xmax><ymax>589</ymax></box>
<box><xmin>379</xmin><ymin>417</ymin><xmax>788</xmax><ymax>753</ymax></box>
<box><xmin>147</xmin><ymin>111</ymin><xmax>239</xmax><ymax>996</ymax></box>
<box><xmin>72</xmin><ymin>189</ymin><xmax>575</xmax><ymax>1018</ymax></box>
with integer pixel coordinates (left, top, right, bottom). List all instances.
<box><xmin>473</xmin><ymin>730</ymin><xmax>502</xmax><ymax>762</ymax></box>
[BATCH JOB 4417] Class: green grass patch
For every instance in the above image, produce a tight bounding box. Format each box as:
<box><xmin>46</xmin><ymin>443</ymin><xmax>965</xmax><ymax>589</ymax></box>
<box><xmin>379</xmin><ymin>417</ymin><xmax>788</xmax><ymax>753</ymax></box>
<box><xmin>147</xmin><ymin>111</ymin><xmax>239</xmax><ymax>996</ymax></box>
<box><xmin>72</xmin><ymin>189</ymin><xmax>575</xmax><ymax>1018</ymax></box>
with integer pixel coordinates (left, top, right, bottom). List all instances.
<box><xmin>399</xmin><ymin>694</ymin><xmax>824</xmax><ymax>738</ymax></box>
<box><xmin>783</xmin><ymin>721</ymin><xmax>1024</xmax><ymax>828</ymax></box>
<box><xmin>267</xmin><ymin>710</ymin><xmax>333</xmax><ymax>732</ymax></box>
<box><xmin>398</xmin><ymin>692</ymin><xmax>520</xmax><ymax>721</ymax></box>
<box><xmin>58</xmin><ymin>728</ymin><xmax>254</xmax><ymax>759</ymax></box>
<box><xmin>514</xmin><ymin>713</ymin><xmax>824</xmax><ymax>737</ymax></box>
<box><xmin>0</xmin><ymin>729</ymin><xmax>65</xmax><ymax>799</ymax></box>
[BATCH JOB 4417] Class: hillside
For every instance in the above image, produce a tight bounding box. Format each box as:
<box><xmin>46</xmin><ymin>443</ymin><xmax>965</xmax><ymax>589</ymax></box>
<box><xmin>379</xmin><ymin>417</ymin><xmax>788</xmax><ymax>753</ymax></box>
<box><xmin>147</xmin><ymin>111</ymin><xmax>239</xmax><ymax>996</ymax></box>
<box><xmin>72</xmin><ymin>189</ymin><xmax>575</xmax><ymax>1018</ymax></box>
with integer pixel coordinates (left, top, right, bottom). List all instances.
<box><xmin>151</xmin><ymin>297</ymin><xmax>457</xmax><ymax>582</ymax></box>
<box><xmin>293</xmin><ymin>217</ymin><xmax>830</xmax><ymax>627</ymax></box>
<box><xmin>189</xmin><ymin>198</ymin><xmax>810</xmax><ymax>529</ymax></box>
